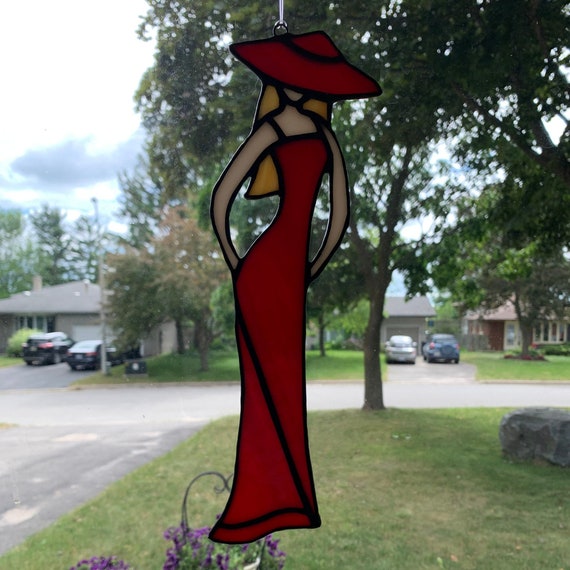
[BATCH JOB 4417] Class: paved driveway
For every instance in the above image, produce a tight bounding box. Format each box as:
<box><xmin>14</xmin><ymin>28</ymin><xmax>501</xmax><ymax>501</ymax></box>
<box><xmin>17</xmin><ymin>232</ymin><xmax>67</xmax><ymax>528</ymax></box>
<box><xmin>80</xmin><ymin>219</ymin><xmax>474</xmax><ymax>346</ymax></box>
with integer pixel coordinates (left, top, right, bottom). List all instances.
<box><xmin>387</xmin><ymin>357</ymin><xmax>476</xmax><ymax>384</ymax></box>
<box><xmin>0</xmin><ymin>361</ymin><xmax>94</xmax><ymax>390</ymax></box>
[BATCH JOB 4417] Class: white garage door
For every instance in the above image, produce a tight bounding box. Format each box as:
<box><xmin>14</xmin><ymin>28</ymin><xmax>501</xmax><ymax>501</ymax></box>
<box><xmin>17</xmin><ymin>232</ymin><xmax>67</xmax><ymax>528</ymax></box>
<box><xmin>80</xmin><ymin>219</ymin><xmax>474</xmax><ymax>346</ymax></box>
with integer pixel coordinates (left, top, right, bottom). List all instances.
<box><xmin>385</xmin><ymin>326</ymin><xmax>420</xmax><ymax>346</ymax></box>
<box><xmin>72</xmin><ymin>325</ymin><xmax>102</xmax><ymax>342</ymax></box>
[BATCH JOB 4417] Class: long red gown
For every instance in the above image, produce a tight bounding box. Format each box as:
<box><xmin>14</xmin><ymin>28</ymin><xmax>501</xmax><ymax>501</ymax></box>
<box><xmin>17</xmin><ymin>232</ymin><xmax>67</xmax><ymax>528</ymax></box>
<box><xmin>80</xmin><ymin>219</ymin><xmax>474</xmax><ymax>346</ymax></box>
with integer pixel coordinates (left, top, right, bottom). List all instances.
<box><xmin>209</xmin><ymin>133</ymin><xmax>329</xmax><ymax>543</ymax></box>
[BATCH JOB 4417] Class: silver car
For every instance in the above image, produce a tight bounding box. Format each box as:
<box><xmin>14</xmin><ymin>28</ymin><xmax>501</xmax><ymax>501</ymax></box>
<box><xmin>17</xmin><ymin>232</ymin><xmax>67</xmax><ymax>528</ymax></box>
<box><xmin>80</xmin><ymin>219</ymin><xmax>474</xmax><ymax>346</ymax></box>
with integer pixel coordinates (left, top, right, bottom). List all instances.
<box><xmin>385</xmin><ymin>335</ymin><xmax>417</xmax><ymax>364</ymax></box>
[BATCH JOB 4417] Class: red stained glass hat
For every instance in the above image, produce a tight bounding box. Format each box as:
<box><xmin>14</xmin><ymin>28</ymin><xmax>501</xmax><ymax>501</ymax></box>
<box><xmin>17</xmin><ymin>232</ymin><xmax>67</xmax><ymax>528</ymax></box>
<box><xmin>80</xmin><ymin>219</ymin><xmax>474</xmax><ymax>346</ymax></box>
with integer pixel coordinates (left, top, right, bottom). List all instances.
<box><xmin>230</xmin><ymin>31</ymin><xmax>382</xmax><ymax>100</ymax></box>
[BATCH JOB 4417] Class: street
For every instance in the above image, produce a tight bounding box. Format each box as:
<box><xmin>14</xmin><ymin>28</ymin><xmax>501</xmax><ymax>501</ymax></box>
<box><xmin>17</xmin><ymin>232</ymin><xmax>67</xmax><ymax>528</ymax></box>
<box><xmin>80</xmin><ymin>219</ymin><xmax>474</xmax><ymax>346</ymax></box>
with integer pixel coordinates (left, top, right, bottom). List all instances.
<box><xmin>0</xmin><ymin>361</ymin><xmax>95</xmax><ymax>390</ymax></box>
<box><xmin>0</xmin><ymin>368</ymin><xmax>569</xmax><ymax>556</ymax></box>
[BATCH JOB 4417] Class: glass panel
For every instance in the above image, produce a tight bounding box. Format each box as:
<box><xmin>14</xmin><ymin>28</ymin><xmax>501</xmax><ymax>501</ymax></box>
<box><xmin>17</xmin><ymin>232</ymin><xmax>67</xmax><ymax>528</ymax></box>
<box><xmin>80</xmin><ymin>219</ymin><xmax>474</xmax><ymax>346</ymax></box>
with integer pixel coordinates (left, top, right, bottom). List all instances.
<box><xmin>506</xmin><ymin>324</ymin><xmax>516</xmax><ymax>347</ymax></box>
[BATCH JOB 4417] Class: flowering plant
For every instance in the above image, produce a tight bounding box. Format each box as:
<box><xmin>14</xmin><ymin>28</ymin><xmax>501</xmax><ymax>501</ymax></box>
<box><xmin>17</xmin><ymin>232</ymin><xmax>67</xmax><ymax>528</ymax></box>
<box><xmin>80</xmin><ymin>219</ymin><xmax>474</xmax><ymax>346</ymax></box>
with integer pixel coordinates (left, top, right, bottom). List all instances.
<box><xmin>163</xmin><ymin>525</ymin><xmax>286</xmax><ymax>570</ymax></box>
<box><xmin>69</xmin><ymin>555</ymin><xmax>131</xmax><ymax>569</ymax></box>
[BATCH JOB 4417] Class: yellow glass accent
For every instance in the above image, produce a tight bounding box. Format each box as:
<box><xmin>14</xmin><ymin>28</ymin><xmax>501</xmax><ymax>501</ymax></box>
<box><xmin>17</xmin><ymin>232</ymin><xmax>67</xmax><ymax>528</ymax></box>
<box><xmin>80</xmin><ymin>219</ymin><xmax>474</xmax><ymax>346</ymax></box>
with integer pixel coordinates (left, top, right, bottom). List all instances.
<box><xmin>257</xmin><ymin>85</ymin><xmax>280</xmax><ymax>119</ymax></box>
<box><xmin>246</xmin><ymin>154</ymin><xmax>279</xmax><ymax>197</ymax></box>
<box><xmin>303</xmin><ymin>99</ymin><xmax>328</xmax><ymax>119</ymax></box>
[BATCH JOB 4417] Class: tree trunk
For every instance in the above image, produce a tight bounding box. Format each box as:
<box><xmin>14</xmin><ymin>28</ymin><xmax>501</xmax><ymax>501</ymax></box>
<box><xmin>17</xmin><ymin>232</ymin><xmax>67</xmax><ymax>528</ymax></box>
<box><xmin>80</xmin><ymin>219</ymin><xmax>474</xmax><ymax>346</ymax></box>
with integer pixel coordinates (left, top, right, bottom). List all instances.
<box><xmin>318</xmin><ymin>313</ymin><xmax>326</xmax><ymax>357</ymax></box>
<box><xmin>194</xmin><ymin>315</ymin><xmax>211</xmax><ymax>371</ymax></box>
<box><xmin>513</xmin><ymin>294</ymin><xmax>533</xmax><ymax>357</ymax></box>
<box><xmin>520</xmin><ymin>321</ymin><xmax>534</xmax><ymax>357</ymax></box>
<box><xmin>175</xmin><ymin>319</ymin><xmax>185</xmax><ymax>355</ymax></box>
<box><xmin>348</xmin><ymin>147</ymin><xmax>412</xmax><ymax>411</ymax></box>
<box><xmin>362</xmin><ymin>294</ymin><xmax>385</xmax><ymax>410</ymax></box>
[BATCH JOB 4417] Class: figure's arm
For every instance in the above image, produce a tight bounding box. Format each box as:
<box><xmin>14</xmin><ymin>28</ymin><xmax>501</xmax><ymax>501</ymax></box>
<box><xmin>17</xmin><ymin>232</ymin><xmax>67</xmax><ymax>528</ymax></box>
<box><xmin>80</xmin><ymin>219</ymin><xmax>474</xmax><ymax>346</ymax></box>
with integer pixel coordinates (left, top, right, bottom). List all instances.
<box><xmin>310</xmin><ymin>127</ymin><xmax>349</xmax><ymax>279</ymax></box>
<box><xmin>211</xmin><ymin>122</ymin><xmax>279</xmax><ymax>270</ymax></box>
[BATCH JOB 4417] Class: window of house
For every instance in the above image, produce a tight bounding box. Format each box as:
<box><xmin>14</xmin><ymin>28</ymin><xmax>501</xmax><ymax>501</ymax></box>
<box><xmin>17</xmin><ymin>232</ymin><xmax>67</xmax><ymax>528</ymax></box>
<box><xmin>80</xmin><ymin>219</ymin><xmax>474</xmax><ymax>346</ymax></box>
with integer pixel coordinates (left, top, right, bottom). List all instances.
<box><xmin>505</xmin><ymin>323</ymin><xmax>516</xmax><ymax>347</ymax></box>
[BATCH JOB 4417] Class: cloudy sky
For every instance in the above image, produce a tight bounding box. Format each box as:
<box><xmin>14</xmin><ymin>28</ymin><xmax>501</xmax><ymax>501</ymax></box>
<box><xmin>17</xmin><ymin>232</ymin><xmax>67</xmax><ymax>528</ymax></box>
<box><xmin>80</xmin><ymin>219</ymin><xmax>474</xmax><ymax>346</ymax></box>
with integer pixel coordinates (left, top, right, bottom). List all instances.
<box><xmin>0</xmin><ymin>0</ymin><xmax>155</xmax><ymax>231</ymax></box>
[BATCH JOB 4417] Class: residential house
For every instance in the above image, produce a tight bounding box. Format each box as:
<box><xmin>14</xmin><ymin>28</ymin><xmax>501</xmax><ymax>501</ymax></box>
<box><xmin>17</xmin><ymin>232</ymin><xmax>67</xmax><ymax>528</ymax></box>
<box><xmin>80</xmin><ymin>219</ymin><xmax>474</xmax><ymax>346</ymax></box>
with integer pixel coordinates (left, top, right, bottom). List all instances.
<box><xmin>0</xmin><ymin>277</ymin><xmax>177</xmax><ymax>356</ymax></box>
<box><xmin>382</xmin><ymin>296</ymin><xmax>436</xmax><ymax>347</ymax></box>
<box><xmin>464</xmin><ymin>300</ymin><xmax>570</xmax><ymax>351</ymax></box>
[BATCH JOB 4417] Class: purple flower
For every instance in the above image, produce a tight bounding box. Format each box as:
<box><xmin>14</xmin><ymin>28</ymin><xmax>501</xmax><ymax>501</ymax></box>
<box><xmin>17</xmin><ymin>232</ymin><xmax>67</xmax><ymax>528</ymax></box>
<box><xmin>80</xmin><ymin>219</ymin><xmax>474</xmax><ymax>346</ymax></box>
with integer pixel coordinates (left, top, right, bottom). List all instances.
<box><xmin>69</xmin><ymin>555</ymin><xmax>131</xmax><ymax>570</ymax></box>
<box><xmin>162</xmin><ymin>522</ymin><xmax>287</xmax><ymax>569</ymax></box>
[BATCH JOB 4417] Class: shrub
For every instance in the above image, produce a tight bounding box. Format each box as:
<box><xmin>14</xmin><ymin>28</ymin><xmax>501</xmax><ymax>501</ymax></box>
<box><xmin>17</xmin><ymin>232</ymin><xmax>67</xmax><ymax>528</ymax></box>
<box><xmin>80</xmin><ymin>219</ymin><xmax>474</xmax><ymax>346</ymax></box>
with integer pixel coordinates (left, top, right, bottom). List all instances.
<box><xmin>6</xmin><ymin>328</ymin><xmax>41</xmax><ymax>357</ymax></box>
<box><xmin>539</xmin><ymin>343</ymin><xmax>570</xmax><ymax>357</ymax></box>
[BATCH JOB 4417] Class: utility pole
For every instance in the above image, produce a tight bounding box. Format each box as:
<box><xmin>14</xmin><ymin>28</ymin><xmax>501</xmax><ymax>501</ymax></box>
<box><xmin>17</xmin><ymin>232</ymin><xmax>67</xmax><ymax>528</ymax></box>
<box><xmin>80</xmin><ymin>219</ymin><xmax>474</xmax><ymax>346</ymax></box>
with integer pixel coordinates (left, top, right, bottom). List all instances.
<box><xmin>91</xmin><ymin>197</ymin><xmax>108</xmax><ymax>375</ymax></box>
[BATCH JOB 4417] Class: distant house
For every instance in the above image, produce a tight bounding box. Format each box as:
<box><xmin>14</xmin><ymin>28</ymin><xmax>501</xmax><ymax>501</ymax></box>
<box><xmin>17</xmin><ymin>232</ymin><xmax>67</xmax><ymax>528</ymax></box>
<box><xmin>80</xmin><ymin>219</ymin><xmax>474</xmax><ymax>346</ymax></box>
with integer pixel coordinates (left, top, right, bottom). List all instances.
<box><xmin>0</xmin><ymin>277</ymin><xmax>176</xmax><ymax>356</ymax></box>
<box><xmin>464</xmin><ymin>300</ymin><xmax>570</xmax><ymax>351</ymax></box>
<box><xmin>382</xmin><ymin>296</ymin><xmax>436</xmax><ymax>346</ymax></box>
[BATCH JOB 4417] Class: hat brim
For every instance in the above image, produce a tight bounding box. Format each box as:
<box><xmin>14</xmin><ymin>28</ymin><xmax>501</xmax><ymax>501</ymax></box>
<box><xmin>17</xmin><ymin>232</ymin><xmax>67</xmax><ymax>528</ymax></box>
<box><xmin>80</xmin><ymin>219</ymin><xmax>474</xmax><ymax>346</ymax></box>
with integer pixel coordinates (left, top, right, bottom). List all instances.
<box><xmin>230</xmin><ymin>31</ymin><xmax>382</xmax><ymax>101</ymax></box>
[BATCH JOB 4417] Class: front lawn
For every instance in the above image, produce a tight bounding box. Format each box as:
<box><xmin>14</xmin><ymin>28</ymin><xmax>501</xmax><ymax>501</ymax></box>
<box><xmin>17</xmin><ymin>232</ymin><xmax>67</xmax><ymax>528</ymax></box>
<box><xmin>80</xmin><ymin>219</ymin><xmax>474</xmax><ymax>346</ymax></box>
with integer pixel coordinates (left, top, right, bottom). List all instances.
<box><xmin>2</xmin><ymin>408</ymin><xmax>568</xmax><ymax>569</ymax></box>
<box><xmin>461</xmin><ymin>351</ymin><xmax>570</xmax><ymax>382</ymax></box>
<box><xmin>72</xmin><ymin>349</ymin><xmax>371</xmax><ymax>386</ymax></box>
<box><xmin>0</xmin><ymin>356</ymin><xmax>19</xmax><ymax>368</ymax></box>
<box><xmin>74</xmin><ymin>349</ymin><xmax>570</xmax><ymax>386</ymax></box>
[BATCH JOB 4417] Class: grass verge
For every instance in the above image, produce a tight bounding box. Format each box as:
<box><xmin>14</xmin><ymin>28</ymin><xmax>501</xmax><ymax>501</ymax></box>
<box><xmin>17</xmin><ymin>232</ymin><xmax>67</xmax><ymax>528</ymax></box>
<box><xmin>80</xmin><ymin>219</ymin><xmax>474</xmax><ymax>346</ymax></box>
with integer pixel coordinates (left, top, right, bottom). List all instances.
<box><xmin>72</xmin><ymin>349</ymin><xmax>370</xmax><ymax>386</ymax></box>
<box><xmin>1</xmin><ymin>408</ymin><xmax>568</xmax><ymax>569</ymax></box>
<box><xmin>76</xmin><ymin>349</ymin><xmax>570</xmax><ymax>386</ymax></box>
<box><xmin>461</xmin><ymin>351</ymin><xmax>570</xmax><ymax>381</ymax></box>
<box><xmin>0</xmin><ymin>356</ymin><xmax>19</xmax><ymax>369</ymax></box>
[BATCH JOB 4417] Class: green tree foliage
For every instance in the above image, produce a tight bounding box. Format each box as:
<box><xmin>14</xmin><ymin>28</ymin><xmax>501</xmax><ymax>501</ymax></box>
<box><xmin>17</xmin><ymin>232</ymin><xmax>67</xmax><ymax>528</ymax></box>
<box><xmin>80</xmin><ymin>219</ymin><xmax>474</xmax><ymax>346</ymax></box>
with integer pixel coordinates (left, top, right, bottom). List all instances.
<box><xmin>154</xmin><ymin>206</ymin><xmax>228</xmax><ymax>368</ymax></box>
<box><xmin>398</xmin><ymin>0</ymin><xmax>570</xmax><ymax>241</ymax></box>
<box><xmin>67</xmin><ymin>214</ymin><xmax>104</xmax><ymax>284</ymax></box>
<box><xmin>0</xmin><ymin>210</ymin><xmax>40</xmax><ymax>298</ymax></box>
<box><xmin>432</xmin><ymin>185</ymin><xmax>570</xmax><ymax>355</ymax></box>
<box><xmin>29</xmin><ymin>205</ymin><xmax>71</xmax><ymax>286</ymax></box>
<box><xmin>107</xmin><ymin>206</ymin><xmax>227</xmax><ymax>369</ymax></box>
<box><xmin>7</xmin><ymin>328</ymin><xmax>41</xmax><ymax>358</ymax></box>
<box><xmin>106</xmin><ymin>249</ymin><xmax>165</xmax><ymax>354</ymax></box>
<box><xmin>307</xmin><ymin>245</ymin><xmax>365</xmax><ymax>356</ymax></box>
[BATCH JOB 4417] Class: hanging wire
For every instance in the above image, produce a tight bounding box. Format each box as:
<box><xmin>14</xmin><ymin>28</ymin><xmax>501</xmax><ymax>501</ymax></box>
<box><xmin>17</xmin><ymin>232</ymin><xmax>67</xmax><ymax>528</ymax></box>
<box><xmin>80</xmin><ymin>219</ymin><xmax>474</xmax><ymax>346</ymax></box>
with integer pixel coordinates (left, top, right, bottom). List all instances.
<box><xmin>273</xmin><ymin>0</ymin><xmax>288</xmax><ymax>35</ymax></box>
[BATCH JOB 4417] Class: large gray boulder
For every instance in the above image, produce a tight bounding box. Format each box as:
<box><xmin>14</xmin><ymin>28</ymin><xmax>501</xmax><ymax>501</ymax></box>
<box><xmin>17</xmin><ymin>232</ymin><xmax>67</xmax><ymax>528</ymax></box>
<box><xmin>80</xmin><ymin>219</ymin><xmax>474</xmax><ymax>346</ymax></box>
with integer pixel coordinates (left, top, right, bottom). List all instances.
<box><xmin>499</xmin><ymin>407</ymin><xmax>570</xmax><ymax>467</ymax></box>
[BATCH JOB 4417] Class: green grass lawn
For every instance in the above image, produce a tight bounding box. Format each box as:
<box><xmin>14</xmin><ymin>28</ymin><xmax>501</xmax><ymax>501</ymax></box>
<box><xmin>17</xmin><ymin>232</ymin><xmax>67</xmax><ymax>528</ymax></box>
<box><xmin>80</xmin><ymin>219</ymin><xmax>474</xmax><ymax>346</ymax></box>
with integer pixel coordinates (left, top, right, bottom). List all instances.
<box><xmin>1</xmin><ymin>408</ymin><xmax>568</xmax><ymax>570</ymax></box>
<box><xmin>461</xmin><ymin>351</ymin><xmax>570</xmax><ymax>382</ymax></box>
<box><xmin>72</xmin><ymin>349</ymin><xmax>371</xmax><ymax>386</ymax></box>
<box><xmin>75</xmin><ymin>349</ymin><xmax>570</xmax><ymax>387</ymax></box>
<box><xmin>0</xmin><ymin>356</ymin><xmax>19</xmax><ymax>368</ymax></box>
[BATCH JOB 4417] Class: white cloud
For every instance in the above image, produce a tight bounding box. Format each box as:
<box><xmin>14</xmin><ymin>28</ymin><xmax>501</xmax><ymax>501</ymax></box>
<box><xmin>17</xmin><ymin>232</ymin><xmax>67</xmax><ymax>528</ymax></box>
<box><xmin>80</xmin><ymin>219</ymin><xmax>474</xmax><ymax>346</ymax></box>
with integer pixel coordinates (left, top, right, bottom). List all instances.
<box><xmin>0</xmin><ymin>0</ymin><xmax>154</xmax><ymax>215</ymax></box>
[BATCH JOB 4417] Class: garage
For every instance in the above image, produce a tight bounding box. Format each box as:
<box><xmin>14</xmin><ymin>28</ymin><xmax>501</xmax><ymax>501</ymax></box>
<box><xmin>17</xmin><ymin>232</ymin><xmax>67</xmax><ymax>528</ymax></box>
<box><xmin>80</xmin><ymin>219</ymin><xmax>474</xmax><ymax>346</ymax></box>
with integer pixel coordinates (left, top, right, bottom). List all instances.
<box><xmin>385</xmin><ymin>326</ymin><xmax>420</xmax><ymax>346</ymax></box>
<box><xmin>72</xmin><ymin>325</ymin><xmax>102</xmax><ymax>342</ymax></box>
<box><xmin>381</xmin><ymin>297</ymin><xmax>436</xmax><ymax>348</ymax></box>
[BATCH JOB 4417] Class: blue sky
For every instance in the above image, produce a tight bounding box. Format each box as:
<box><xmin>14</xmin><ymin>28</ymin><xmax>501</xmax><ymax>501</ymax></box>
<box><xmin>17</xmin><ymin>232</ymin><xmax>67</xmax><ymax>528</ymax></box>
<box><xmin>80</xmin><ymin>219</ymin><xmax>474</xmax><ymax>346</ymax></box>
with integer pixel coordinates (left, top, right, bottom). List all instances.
<box><xmin>0</xmin><ymin>0</ymin><xmax>155</xmax><ymax>232</ymax></box>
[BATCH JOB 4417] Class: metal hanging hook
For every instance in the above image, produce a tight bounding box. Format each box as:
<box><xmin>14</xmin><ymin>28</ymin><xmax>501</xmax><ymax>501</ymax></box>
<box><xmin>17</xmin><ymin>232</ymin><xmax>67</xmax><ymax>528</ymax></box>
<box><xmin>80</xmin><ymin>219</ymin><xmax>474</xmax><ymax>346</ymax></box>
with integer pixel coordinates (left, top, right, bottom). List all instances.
<box><xmin>273</xmin><ymin>0</ymin><xmax>288</xmax><ymax>35</ymax></box>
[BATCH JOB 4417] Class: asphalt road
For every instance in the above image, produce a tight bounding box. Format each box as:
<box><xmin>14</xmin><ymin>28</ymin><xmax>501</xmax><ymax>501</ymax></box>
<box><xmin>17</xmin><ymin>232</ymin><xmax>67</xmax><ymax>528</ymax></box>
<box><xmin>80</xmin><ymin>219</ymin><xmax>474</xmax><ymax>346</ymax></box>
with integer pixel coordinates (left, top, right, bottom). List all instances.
<box><xmin>1</xmin><ymin>363</ymin><xmax>569</xmax><ymax>557</ymax></box>
<box><xmin>0</xmin><ymin>361</ymin><xmax>94</xmax><ymax>390</ymax></box>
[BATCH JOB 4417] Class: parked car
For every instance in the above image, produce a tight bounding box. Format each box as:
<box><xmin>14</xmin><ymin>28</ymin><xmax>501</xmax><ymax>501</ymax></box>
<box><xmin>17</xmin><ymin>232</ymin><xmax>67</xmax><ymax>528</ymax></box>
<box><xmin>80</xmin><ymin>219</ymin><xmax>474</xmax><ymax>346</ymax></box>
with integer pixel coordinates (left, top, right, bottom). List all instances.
<box><xmin>66</xmin><ymin>340</ymin><xmax>124</xmax><ymax>371</ymax></box>
<box><xmin>423</xmin><ymin>334</ymin><xmax>460</xmax><ymax>363</ymax></box>
<box><xmin>22</xmin><ymin>332</ymin><xmax>75</xmax><ymax>365</ymax></box>
<box><xmin>385</xmin><ymin>335</ymin><xmax>417</xmax><ymax>364</ymax></box>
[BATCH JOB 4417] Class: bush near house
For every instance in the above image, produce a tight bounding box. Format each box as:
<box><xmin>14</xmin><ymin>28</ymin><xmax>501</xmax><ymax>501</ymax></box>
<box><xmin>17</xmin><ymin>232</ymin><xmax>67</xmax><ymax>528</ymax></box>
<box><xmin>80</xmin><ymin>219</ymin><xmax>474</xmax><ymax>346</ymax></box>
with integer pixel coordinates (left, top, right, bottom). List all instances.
<box><xmin>537</xmin><ymin>343</ymin><xmax>570</xmax><ymax>357</ymax></box>
<box><xmin>6</xmin><ymin>328</ymin><xmax>42</xmax><ymax>358</ymax></box>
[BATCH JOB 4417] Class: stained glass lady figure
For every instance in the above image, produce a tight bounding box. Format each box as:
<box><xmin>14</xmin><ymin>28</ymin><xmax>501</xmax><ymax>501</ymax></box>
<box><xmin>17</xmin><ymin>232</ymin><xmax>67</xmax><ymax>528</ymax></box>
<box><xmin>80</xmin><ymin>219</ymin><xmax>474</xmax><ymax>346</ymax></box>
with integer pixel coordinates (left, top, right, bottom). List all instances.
<box><xmin>210</xmin><ymin>31</ymin><xmax>381</xmax><ymax>544</ymax></box>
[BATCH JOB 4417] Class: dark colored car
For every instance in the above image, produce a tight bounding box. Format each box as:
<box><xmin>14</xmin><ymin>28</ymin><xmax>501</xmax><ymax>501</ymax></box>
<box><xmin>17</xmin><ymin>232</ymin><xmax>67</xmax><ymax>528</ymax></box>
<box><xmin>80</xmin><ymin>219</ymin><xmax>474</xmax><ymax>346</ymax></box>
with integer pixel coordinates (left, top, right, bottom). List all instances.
<box><xmin>22</xmin><ymin>332</ymin><xmax>75</xmax><ymax>365</ymax></box>
<box><xmin>66</xmin><ymin>340</ymin><xmax>124</xmax><ymax>371</ymax></box>
<box><xmin>385</xmin><ymin>335</ymin><xmax>417</xmax><ymax>364</ymax></box>
<box><xmin>423</xmin><ymin>334</ymin><xmax>460</xmax><ymax>363</ymax></box>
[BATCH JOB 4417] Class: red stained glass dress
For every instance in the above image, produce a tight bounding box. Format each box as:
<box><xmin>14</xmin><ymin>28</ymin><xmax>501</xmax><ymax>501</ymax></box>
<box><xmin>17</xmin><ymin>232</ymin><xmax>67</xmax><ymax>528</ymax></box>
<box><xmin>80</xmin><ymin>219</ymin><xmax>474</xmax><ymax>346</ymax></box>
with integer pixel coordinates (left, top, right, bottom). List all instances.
<box><xmin>209</xmin><ymin>133</ymin><xmax>328</xmax><ymax>543</ymax></box>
